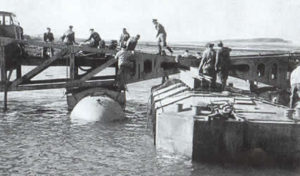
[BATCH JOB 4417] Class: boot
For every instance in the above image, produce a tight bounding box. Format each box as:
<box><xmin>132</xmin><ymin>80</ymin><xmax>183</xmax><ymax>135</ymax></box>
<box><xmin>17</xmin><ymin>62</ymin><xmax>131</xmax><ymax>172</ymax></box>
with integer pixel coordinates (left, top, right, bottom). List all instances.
<box><xmin>166</xmin><ymin>46</ymin><xmax>173</xmax><ymax>55</ymax></box>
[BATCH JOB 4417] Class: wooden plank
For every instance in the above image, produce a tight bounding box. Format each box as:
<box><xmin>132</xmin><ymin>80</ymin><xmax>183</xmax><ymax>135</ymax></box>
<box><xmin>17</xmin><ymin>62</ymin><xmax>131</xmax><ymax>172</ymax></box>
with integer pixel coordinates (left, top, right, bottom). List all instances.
<box><xmin>0</xmin><ymin>38</ymin><xmax>117</xmax><ymax>55</ymax></box>
<box><xmin>5</xmin><ymin>80</ymin><xmax>114</xmax><ymax>91</ymax></box>
<box><xmin>26</xmin><ymin>75</ymin><xmax>116</xmax><ymax>84</ymax></box>
<box><xmin>9</xmin><ymin>48</ymin><xmax>69</xmax><ymax>88</ymax></box>
<box><xmin>79</xmin><ymin>59</ymin><xmax>117</xmax><ymax>81</ymax></box>
<box><xmin>22</xmin><ymin>40</ymin><xmax>117</xmax><ymax>54</ymax></box>
<box><xmin>19</xmin><ymin>55</ymin><xmax>112</xmax><ymax>66</ymax></box>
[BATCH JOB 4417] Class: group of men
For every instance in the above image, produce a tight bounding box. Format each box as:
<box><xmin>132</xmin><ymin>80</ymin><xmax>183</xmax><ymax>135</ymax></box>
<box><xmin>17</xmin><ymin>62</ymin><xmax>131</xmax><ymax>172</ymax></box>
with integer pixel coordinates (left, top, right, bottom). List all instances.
<box><xmin>119</xmin><ymin>28</ymin><xmax>141</xmax><ymax>51</ymax></box>
<box><xmin>114</xmin><ymin>29</ymin><xmax>141</xmax><ymax>91</ymax></box>
<box><xmin>42</xmin><ymin>25</ymin><xmax>143</xmax><ymax>57</ymax></box>
<box><xmin>114</xmin><ymin>19</ymin><xmax>174</xmax><ymax>90</ymax></box>
<box><xmin>198</xmin><ymin>41</ymin><xmax>231</xmax><ymax>91</ymax></box>
<box><xmin>42</xmin><ymin>19</ymin><xmax>300</xmax><ymax>109</ymax></box>
<box><xmin>42</xmin><ymin>20</ymin><xmax>232</xmax><ymax>93</ymax></box>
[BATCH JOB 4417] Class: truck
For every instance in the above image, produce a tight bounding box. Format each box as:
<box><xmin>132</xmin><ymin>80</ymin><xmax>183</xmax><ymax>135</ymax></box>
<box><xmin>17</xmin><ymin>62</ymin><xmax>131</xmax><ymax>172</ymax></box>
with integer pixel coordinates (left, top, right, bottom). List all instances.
<box><xmin>0</xmin><ymin>11</ymin><xmax>23</xmax><ymax>39</ymax></box>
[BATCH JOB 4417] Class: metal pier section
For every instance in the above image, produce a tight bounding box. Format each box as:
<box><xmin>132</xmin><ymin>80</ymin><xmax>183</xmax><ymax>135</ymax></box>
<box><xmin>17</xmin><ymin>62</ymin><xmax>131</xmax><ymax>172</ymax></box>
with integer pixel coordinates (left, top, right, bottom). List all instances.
<box><xmin>0</xmin><ymin>37</ymin><xmax>177</xmax><ymax>110</ymax></box>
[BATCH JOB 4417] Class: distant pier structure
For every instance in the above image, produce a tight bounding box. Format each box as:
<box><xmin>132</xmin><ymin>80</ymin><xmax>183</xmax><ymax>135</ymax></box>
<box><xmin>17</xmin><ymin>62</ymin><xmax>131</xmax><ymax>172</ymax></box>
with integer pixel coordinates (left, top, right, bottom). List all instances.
<box><xmin>0</xmin><ymin>36</ymin><xmax>178</xmax><ymax>111</ymax></box>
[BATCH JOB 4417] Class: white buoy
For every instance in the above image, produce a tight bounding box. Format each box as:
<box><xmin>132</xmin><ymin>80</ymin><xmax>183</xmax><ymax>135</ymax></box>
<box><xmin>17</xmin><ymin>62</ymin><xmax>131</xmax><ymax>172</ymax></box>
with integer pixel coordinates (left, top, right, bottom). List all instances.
<box><xmin>70</xmin><ymin>95</ymin><xmax>125</xmax><ymax>123</ymax></box>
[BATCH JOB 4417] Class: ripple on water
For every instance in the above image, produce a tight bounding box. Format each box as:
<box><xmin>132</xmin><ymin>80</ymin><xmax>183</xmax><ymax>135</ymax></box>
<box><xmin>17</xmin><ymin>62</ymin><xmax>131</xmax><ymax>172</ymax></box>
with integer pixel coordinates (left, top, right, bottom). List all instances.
<box><xmin>0</xmin><ymin>77</ymin><xmax>299</xmax><ymax>175</ymax></box>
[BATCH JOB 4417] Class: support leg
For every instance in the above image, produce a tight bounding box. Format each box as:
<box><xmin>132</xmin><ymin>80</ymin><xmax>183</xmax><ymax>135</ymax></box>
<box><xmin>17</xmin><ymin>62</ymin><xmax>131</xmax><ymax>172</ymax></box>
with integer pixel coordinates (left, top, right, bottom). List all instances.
<box><xmin>16</xmin><ymin>65</ymin><xmax>21</xmax><ymax>79</ymax></box>
<box><xmin>3</xmin><ymin>82</ymin><xmax>7</xmax><ymax>112</ymax></box>
<box><xmin>69</xmin><ymin>47</ymin><xmax>77</xmax><ymax>80</ymax></box>
<box><xmin>0</xmin><ymin>46</ymin><xmax>7</xmax><ymax>111</ymax></box>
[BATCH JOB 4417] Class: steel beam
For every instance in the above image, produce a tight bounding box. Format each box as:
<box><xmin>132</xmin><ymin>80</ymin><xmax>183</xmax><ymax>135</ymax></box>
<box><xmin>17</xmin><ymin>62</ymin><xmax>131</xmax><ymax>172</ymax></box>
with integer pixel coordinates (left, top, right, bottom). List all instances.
<box><xmin>9</xmin><ymin>48</ymin><xmax>69</xmax><ymax>88</ymax></box>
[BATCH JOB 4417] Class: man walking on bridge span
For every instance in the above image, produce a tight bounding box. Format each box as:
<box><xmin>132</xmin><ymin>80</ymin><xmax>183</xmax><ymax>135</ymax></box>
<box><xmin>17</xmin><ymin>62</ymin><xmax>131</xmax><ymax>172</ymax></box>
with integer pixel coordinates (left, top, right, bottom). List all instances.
<box><xmin>152</xmin><ymin>19</ymin><xmax>173</xmax><ymax>55</ymax></box>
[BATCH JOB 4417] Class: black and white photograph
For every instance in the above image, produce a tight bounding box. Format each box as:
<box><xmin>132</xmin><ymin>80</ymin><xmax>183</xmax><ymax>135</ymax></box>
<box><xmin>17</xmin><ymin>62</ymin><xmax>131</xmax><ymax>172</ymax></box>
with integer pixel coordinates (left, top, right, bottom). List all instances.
<box><xmin>1</xmin><ymin>0</ymin><xmax>300</xmax><ymax>175</ymax></box>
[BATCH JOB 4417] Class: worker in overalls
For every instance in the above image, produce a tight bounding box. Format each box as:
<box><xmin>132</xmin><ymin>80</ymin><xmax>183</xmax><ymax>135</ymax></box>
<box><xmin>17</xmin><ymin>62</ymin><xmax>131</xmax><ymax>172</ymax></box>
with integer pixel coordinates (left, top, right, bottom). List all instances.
<box><xmin>198</xmin><ymin>43</ymin><xmax>216</xmax><ymax>89</ymax></box>
<box><xmin>215</xmin><ymin>41</ymin><xmax>232</xmax><ymax>91</ymax></box>
<box><xmin>290</xmin><ymin>62</ymin><xmax>300</xmax><ymax>108</ymax></box>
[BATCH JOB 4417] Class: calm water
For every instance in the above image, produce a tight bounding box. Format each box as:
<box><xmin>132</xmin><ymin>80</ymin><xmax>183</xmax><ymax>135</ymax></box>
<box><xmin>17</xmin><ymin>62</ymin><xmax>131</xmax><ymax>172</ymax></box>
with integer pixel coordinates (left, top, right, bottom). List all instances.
<box><xmin>0</xmin><ymin>66</ymin><xmax>299</xmax><ymax>175</ymax></box>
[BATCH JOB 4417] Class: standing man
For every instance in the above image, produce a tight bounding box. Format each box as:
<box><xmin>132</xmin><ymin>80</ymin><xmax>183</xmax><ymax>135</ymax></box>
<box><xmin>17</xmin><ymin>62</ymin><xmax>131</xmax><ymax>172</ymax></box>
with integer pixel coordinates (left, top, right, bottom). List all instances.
<box><xmin>115</xmin><ymin>45</ymin><xmax>133</xmax><ymax>91</ymax></box>
<box><xmin>289</xmin><ymin>62</ymin><xmax>300</xmax><ymax>108</ymax></box>
<box><xmin>85</xmin><ymin>28</ymin><xmax>101</xmax><ymax>48</ymax></box>
<box><xmin>119</xmin><ymin>28</ymin><xmax>130</xmax><ymax>48</ymax></box>
<box><xmin>43</xmin><ymin>27</ymin><xmax>54</xmax><ymax>57</ymax></box>
<box><xmin>215</xmin><ymin>41</ymin><xmax>232</xmax><ymax>91</ymax></box>
<box><xmin>198</xmin><ymin>43</ymin><xmax>216</xmax><ymax>89</ymax></box>
<box><xmin>126</xmin><ymin>34</ymin><xmax>140</xmax><ymax>51</ymax></box>
<box><xmin>61</xmin><ymin>25</ymin><xmax>76</xmax><ymax>45</ymax></box>
<box><xmin>152</xmin><ymin>19</ymin><xmax>173</xmax><ymax>55</ymax></box>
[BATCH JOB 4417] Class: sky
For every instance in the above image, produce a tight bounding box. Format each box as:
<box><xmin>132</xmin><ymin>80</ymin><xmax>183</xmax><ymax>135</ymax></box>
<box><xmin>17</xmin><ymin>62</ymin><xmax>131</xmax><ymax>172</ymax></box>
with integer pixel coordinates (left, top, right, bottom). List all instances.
<box><xmin>1</xmin><ymin>0</ymin><xmax>300</xmax><ymax>43</ymax></box>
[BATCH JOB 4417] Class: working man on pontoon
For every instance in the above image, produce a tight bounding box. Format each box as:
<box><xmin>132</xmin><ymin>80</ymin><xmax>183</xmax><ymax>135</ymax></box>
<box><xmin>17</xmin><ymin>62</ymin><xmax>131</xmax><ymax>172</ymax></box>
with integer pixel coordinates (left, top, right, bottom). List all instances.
<box><xmin>115</xmin><ymin>45</ymin><xmax>133</xmax><ymax>91</ymax></box>
<box><xmin>126</xmin><ymin>34</ymin><xmax>140</xmax><ymax>51</ymax></box>
<box><xmin>215</xmin><ymin>41</ymin><xmax>232</xmax><ymax>91</ymax></box>
<box><xmin>43</xmin><ymin>27</ymin><xmax>54</xmax><ymax>57</ymax></box>
<box><xmin>198</xmin><ymin>43</ymin><xmax>216</xmax><ymax>89</ymax></box>
<box><xmin>61</xmin><ymin>25</ymin><xmax>76</xmax><ymax>45</ymax></box>
<box><xmin>84</xmin><ymin>28</ymin><xmax>101</xmax><ymax>48</ymax></box>
<box><xmin>119</xmin><ymin>28</ymin><xmax>130</xmax><ymax>48</ymax></box>
<box><xmin>152</xmin><ymin>19</ymin><xmax>173</xmax><ymax>55</ymax></box>
<box><xmin>289</xmin><ymin>61</ymin><xmax>300</xmax><ymax>108</ymax></box>
<box><xmin>195</xmin><ymin>52</ymin><xmax>202</xmax><ymax>66</ymax></box>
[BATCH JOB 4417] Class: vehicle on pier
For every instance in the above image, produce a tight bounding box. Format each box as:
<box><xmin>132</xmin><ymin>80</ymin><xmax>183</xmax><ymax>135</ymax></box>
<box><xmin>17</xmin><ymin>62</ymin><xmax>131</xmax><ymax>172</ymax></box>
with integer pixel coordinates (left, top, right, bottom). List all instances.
<box><xmin>0</xmin><ymin>11</ymin><xmax>23</xmax><ymax>40</ymax></box>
